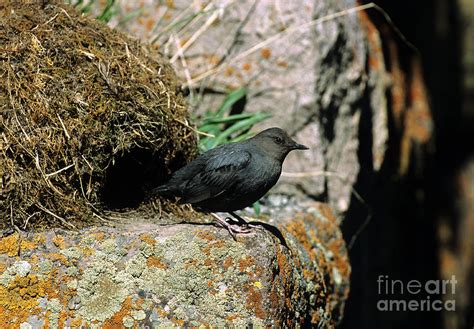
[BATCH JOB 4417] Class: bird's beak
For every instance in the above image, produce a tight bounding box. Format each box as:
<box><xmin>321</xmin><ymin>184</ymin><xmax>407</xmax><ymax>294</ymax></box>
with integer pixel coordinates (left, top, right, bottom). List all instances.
<box><xmin>291</xmin><ymin>142</ymin><xmax>309</xmax><ymax>150</ymax></box>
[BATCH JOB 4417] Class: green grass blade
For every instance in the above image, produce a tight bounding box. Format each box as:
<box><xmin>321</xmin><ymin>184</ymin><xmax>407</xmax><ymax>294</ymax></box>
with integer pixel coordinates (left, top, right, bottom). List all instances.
<box><xmin>96</xmin><ymin>0</ymin><xmax>117</xmax><ymax>23</ymax></box>
<box><xmin>210</xmin><ymin>112</ymin><xmax>271</xmax><ymax>147</ymax></box>
<box><xmin>252</xmin><ymin>201</ymin><xmax>261</xmax><ymax>216</ymax></box>
<box><xmin>215</xmin><ymin>87</ymin><xmax>247</xmax><ymax>118</ymax></box>
<box><xmin>118</xmin><ymin>8</ymin><xmax>145</xmax><ymax>26</ymax></box>
<box><xmin>201</xmin><ymin>112</ymin><xmax>256</xmax><ymax>125</ymax></box>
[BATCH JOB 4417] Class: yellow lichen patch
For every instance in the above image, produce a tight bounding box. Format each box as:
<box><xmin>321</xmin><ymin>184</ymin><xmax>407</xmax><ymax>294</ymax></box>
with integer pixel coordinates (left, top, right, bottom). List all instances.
<box><xmin>146</xmin><ymin>256</ymin><xmax>167</xmax><ymax>269</ymax></box>
<box><xmin>0</xmin><ymin>274</ymin><xmax>45</xmax><ymax>325</ymax></box>
<box><xmin>303</xmin><ymin>268</ymin><xmax>316</xmax><ymax>281</ymax></box>
<box><xmin>102</xmin><ymin>296</ymin><xmax>133</xmax><ymax>329</ymax></box>
<box><xmin>0</xmin><ymin>262</ymin><xmax>6</xmax><ymax>273</ymax></box>
<box><xmin>52</xmin><ymin>236</ymin><xmax>66</xmax><ymax>249</ymax></box>
<box><xmin>0</xmin><ymin>233</ymin><xmax>20</xmax><ymax>256</ymax></box>
<box><xmin>33</xmin><ymin>235</ymin><xmax>47</xmax><ymax>245</ymax></box>
<box><xmin>20</xmin><ymin>239</ymin><xmax>38</xmax><ymax>252</ymax></box>
<box><xmin>81</xmin><ymin>246</ymin><xmax>96</xmax><ymax>257</ymax></box>
<box><xmin>139</xmin><ymin>234</ymin><xmax>156</xmax><ymax>246</ymax></box>
<box><xmin>70</xmin><ymin>317</ymin><xmax>83</xmax><ymax>327</ymax></box>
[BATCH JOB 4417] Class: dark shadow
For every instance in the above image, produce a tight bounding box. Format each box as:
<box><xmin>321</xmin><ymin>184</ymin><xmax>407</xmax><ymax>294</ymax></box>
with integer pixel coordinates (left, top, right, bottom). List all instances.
<box><xmin>100</xmin><ymin>148</ymin><xmax>172</xmax><ymax>210</ymax></box>
<box><xmin>247</xmin><ymin>220</ymin><xmax>290</xmax><ymax>249</ymax></box>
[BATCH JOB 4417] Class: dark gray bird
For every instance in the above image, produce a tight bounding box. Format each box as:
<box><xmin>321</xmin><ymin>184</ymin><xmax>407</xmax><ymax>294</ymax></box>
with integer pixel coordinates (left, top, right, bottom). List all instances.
<box><xmin>153</xmin><ymin>127</ymin><xmax>308</xmax><ymax>237</ymax></box>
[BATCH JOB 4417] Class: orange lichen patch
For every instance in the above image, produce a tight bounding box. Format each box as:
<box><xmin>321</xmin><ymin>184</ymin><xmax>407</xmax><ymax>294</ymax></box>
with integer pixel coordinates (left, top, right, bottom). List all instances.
<box><xmin>184</xmin><ymin>259</ymin><xmax>199</xmax><ymax>269</ymax></box>
<box><xmin>311</xmin><ymin>311</ymin><xmax>320</xmax><ymax>324</ymax></box>
<box><xmin>399</xmin><ymin>58</ymin><xmax>432</xmax><ymax>175</ymax></box>
<box><xmin>195</xmin><ymin>230</ymin><xmax>216</xmax><ymax>241</ymax></box>
<box><xmin>48</xmin><ymin>253</ymin><xmax>69</xmax><ymax>265</ymax></box>
<box><xmin>42</xmin><ymin>269</ymin><xmax>63</xmax><ymax>300</ymax></box>
<box><xmin>225</xmin><ymin>313</ymin><xmax>239</xmax><ymax>322</ymax></box>
<box><xmin>242</xmin><ymin>63</ymin><xmax>252</xmax><ymax>71</ymax></box>
<box><xmin>139</xmin><ymin>234</ymin><xmax>156</xmax><ymax>246</ymax></box>
<box><xmin>165</xmin><ymin>0</ymin><xmax>176</xmax><ymax>9</ymax></box>
<box><xmin>0</xmin><ymin>233</ymin><xmax>20</xmax><ymax>256</ymax></box>
<box><xmin>271</xmin><ymin>246</ymin><xmax>292</xmax><ymax>311</ymax></box>
<box><xmin>52</xmin><ymin>236</ymin><xmax>66</xmax><ymax>249</ymax></box>
<box><xmin>90</xmin><ymin>231</ymin><xmax>105</xmax><ymax>242</ymax></box>
<box><xmin>102</xmin><ymin>296</ymin><xmax>133</xmax><ymax>329</ymax></box>
<box><xmin>0</xmin><ymin>262</ymin><xmax>6</xmax><ymax>273</ymax></box>
<box><xmin>146</xmin><ymin>256</ymin><xmax>168</xmax><ymax>269</ymax></box>
<box><xmin>203</xmin><ymin>258</ymin><xmax>215</xmax><ymax>268</ymax></box>
<box><xmin>316</xmin><ymin>203</ymin><xmax>337</xmax><ymax>224</ymax></box>
<box><xmin>260</xmin><ymin>48</ymin><xmax>271</xmax><ymax>59</ymax></box>
<box><xmin>406</xmin><ymin>59</ymin><xmax>432</xmax><ymax>144</ymax></box>
<box><xmin>156</xmin><ymin>307</ymin><xmax>169</xmax><ymax>317</ymax></box>
<box><xmin>171</xmin><ymin>318</ymin><xmax>185</xmax><ymax>326</ymax></box>
<box><xmin>238</xmin><ymin>256</ymin><xmax>255</xmax><ymax>273</ymax></box>
<box><xmin>359</xmin><ymin>11</ymin><xmax>383</xmax><ymax>70</ymax></box>
<box><xmin>245</xmin><ymin>284</ymin><xmax>265</xmax><ymax>319</ymax></box>
<box><xmin>223</xmin><ymin>256</ymin><xmax>234</xmax><ymax>269</ymax></box>
<box><xmin>58</xmin><ymin>309</ymin><xmax>68</xmax><ymax>328</ymax></box>
<box><xmin>254</xmin><ymin>265</ymin><xmax>265</xmax><ymax>278</ymax></box>
<box><xmin>313</xmin><ymin>204</ymin><xmax>350</xmax><ymax>279</ymax></box>
<box><xmin>285</xmin><ymin>218</ymin><xmax>318</xmax><ymax>263</ymax></box>
<box><xmin>201</xmin><ymin>240</ymin><xmax>225</xmax><ymax>255</ymax></box>
<box><xmin>386</xmin><ymin>38</ymin><xmax>406</xmax><ymax>128</ymax></box>
<box><xmin>0</xmin><ymin>274</ymin><xmax>45</xmax><ymax>325</ymax></box>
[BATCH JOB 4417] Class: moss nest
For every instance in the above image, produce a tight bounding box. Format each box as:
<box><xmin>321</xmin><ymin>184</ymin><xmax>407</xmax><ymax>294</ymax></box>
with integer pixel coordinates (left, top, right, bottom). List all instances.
<box><xmin>0</xmin><ymin>2</ymin><xmax>198</xmax><ymax>230</ymax></box>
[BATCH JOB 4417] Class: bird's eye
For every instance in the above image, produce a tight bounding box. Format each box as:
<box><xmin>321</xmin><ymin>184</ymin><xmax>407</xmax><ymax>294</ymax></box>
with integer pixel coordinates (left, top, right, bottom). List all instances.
<box><xmin>274</xmin><ymin>137</ymin><xmax>283</xmax><ymax>144</ymax></box>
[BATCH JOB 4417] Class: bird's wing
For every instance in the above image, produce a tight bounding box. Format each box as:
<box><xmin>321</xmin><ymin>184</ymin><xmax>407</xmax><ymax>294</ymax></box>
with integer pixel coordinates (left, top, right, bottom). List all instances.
<box><xmin>180</xmin><ymin>148</ymin><xmax>252</xmax><ymax>204</ymax></box>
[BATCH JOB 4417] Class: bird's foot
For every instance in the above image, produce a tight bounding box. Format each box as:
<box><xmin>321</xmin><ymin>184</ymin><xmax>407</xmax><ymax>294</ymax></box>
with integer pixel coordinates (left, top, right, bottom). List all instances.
<box><xmin>211</xmin><ymin>214</ymin><xmax>254</xmax><ymax>240</ymax></box>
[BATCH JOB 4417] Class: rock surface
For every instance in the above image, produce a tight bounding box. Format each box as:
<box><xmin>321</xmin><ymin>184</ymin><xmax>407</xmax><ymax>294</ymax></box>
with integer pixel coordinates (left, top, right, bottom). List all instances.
<box><xmin>0</xmin><ymin>203</ymin><xmax>349</xmax><ymax>328</ymax></box>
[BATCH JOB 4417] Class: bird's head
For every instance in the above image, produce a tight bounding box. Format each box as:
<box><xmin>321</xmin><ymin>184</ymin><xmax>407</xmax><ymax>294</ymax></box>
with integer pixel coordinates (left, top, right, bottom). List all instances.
<box><xmin>251</xmin><ymin>127</ymin><xmax>309</xmax><ymax>161</ymax></box>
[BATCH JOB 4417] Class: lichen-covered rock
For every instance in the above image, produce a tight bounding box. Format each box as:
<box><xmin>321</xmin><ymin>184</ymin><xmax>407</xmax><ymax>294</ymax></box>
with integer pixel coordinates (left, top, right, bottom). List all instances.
<box><xmin>0</xmin><ymin>203</ymin><xmax>349</xmax><ymax>328</ymax></box>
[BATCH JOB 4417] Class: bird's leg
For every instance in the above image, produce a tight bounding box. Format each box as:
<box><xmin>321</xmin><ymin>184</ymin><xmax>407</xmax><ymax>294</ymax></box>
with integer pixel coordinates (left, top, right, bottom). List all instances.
<box><xmin>211</xmin><ymin>213</ymin><xmax>252</xmax><ymax>239</ymax></box>
<box><xmin>227</xmin><ymin>211</ymin><xmax>248</xmax><ymax>225</ymax></box>
<box><xmin>228</xmin><ymin>211</ymin><xmax>260</xmax><ymax>229</ymax></box>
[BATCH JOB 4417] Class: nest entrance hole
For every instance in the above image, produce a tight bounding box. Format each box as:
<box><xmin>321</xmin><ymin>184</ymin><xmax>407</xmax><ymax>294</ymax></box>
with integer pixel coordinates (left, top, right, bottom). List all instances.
<box><xmin>100</xmin><ymin>148</ymin><xmax>168</xmax><ymax>210</ymax></box>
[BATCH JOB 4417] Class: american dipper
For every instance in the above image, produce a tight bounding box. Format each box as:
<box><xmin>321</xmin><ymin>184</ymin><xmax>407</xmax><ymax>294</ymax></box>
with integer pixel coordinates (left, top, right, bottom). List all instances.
<box><xmin>152</xmin><ymin>127</ymin><xmax>308</xmax><ymax>237</ymax></box>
